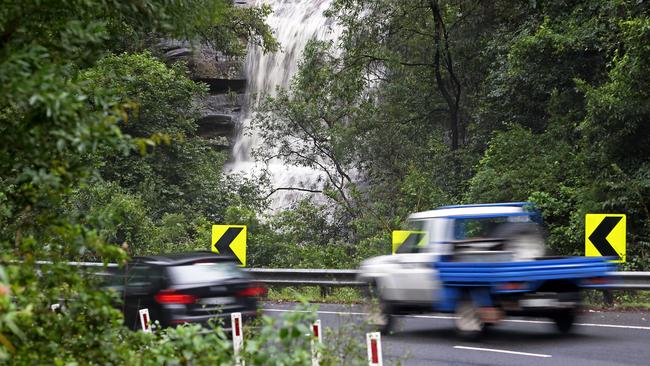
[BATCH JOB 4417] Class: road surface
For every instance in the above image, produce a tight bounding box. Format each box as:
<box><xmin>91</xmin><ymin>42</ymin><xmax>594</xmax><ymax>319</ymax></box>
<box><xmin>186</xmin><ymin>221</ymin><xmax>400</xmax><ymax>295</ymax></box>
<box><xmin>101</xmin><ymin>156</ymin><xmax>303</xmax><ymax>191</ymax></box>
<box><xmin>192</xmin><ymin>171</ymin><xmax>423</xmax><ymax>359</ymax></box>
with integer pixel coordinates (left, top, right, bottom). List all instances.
<box><xmin>264</xmin><ymin>302</ymin><xmax>650</xmax><ymax>365</ymax></box>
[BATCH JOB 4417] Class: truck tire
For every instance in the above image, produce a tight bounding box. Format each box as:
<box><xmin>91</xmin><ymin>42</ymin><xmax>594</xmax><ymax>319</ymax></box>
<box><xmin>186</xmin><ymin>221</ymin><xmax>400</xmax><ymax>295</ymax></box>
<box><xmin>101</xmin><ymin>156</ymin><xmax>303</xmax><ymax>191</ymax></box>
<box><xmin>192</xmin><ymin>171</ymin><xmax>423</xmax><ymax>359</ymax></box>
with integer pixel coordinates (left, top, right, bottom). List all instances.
<box><xmin>454</xmin><ymin>297</ymin><xmax>484</xmax><ymax>339</ymax></box>
<box><xmin>552</xmin><ymin>308</ymin><xmax>576</xmax><ymax>334</ymax></box>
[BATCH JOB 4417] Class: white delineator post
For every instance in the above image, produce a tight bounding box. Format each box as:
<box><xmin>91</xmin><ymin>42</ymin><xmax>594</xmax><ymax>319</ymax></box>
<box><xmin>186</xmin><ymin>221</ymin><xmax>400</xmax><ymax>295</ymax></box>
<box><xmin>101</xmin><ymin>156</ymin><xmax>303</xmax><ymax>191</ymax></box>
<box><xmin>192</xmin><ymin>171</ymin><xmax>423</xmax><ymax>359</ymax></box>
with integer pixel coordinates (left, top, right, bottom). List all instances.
<box><xmin>366</xmin><ymin>332</ymin><xmax>383</xmax><ymax>366</ymax></box>
<box><xmin>231</xmin><ymin>312</ymin><xmax>243</xmax><ymax>365</ymax></box>
<box><xmin>311</xmin><ymin>319</ymin><xmax>322</xmax><ymax>366</ymax></box>
<box><xmin>139</xmin><ymin>308</ymin><xmax>152</xmax><ymax>333</ymax></box>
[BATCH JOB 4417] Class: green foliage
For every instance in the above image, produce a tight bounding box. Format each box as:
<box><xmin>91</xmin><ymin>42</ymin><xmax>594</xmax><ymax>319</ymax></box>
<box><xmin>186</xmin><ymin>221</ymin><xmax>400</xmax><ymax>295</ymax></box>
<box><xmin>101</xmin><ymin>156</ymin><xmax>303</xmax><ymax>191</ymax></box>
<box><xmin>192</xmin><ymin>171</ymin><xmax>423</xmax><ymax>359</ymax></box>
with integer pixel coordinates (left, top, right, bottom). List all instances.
<box><xmin>467</xmin><ymin>126</ymin><xmax>575</xmax><ymax>203</ymax></box>
<box><xmin>0</xmin><ymin>0</ymin><xmax>277</xmax><ymax>363</ymax></box>
<box><xmin>201</xmin><ymin>3</ymin><xmax>280</xmax><ymax>56</ymax></box>
<box><xmin>137</xmin><ymin>322</ymin><xmax>234</xmax><ymax>365</ymax></box>
<box><xmin>64</xmin><ymin>52</ymin><xmax>267</xmax><ymax>256</ymax></box>
<box><xmin>234</xmin><ymin>199</ymin><xmax>385</xmax><ymax>269</ymax></box>
<box><xmin>255</xmin><ymin>0</ymin><xmax>650</xmax><ymax>271</ymax></box>
<box><xmin>268</xmin><ymin>286</ymin><xmax>363</xmax><ymax>304</ymax></box>
<box><xmin>79</xmin><ymin>53</ymin><xmax>221</xmax><ymax>217</ymax></box>
<box><xmin>469</xmin><ymin>0</ymin><xmax>650</xmax><ymax>267</ymax></box>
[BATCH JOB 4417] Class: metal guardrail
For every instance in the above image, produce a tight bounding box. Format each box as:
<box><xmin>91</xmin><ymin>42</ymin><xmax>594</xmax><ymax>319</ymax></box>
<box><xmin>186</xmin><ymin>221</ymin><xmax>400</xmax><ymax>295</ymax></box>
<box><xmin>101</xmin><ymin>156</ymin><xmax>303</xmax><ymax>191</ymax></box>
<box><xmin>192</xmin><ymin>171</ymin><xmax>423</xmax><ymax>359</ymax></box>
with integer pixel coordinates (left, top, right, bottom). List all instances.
<box><xmin>609</xmin><ymin>271</ymin><xmax>650</xmax><ymax>290</ymax></box>
<box><xmin>27</xmin><ymin>261</ymin><xmax>650</xmax><ymax>290</ymax></box>
<box><xmin>244</xmin><ymin>268</ymin><xmax>362</xmax><ymax>287</ymax></box>
<box><xmin>244</xmin><ymin>269</ymin><xmax>650</xmax><ymax>291</ymax></box>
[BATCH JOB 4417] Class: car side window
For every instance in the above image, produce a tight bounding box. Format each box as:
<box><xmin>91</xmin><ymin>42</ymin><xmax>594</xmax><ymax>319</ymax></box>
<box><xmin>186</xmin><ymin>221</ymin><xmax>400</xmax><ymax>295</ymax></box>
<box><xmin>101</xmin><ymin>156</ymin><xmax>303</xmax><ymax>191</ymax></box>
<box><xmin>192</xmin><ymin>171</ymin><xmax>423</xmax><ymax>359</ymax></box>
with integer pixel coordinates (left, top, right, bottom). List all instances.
<box><xmin>125</xmin><ymin>265</ymin><xmax>163</xmax><ymax>295</ymax></box>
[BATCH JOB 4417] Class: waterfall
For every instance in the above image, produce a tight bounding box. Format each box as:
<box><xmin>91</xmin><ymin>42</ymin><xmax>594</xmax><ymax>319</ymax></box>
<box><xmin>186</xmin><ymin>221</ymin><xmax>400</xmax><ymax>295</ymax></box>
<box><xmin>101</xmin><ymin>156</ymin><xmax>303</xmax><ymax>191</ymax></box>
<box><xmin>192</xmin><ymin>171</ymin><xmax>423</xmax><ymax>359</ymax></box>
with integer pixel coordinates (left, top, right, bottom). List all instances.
<box><xmin>228</xmin><ymin>0</ymin><xmax>340</xmax><ymax>211</ymax></box>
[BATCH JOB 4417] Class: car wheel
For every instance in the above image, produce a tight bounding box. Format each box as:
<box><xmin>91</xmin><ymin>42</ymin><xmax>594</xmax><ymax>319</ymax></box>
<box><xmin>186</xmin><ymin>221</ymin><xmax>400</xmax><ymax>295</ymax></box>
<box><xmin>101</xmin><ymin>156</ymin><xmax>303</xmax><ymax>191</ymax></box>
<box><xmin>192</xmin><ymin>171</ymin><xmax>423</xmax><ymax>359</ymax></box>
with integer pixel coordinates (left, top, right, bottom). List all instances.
<box><xmin>455</xmin><ymin>298</ymin><xmax>484</xmax><ymax>339</ymax></box>
<box><xmin>552</xmin><ymin>308</ymin><xmax>576</xmax><ymax>334</ymax></box>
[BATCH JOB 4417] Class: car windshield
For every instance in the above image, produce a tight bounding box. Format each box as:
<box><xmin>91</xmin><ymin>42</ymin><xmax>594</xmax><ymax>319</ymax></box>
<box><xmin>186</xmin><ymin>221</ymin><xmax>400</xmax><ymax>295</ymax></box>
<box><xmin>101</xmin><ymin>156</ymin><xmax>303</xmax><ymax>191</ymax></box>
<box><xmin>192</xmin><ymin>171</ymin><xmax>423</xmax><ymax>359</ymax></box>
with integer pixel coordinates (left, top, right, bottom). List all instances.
<box><xmin>166</xmin><ymin>262</ymin><xmax>244</xmax><ymax>285</ymax></box>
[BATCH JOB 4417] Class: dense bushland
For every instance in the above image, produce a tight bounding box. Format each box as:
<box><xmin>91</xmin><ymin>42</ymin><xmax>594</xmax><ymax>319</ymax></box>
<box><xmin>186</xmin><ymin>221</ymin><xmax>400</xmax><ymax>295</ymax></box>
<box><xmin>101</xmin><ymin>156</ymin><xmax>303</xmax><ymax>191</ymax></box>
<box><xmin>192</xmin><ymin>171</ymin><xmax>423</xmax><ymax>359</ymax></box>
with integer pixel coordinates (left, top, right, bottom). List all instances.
<box><xmin>250</xmin><ymin>0</ymin><xmax>650</xmax><ymax>271</ymax></box>
<box><xmin>0</xmin><ymin>0</ymin><xmax>289</xmax><ymax>363</ymax></box>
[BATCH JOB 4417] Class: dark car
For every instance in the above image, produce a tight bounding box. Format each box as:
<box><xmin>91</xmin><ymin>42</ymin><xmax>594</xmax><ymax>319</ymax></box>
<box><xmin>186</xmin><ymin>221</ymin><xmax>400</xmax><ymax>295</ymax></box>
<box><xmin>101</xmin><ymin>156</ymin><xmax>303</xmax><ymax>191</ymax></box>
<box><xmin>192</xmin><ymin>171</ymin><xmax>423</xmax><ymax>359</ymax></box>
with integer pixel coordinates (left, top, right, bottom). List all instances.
<box><xmin>104</xmin><ymin>251</ymin><xmax>265</xmax><ymax>330</ymax></box>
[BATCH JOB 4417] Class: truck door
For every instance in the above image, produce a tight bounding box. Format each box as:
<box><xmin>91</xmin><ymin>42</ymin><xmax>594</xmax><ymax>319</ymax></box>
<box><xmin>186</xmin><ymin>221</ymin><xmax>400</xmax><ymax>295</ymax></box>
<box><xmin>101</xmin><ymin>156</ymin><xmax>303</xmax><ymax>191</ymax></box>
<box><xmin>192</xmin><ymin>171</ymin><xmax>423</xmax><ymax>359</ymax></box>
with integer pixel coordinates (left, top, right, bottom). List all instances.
<box><xmin>390</xmin><ymin>219</ymin><xmax>440</xmax><ymax>303</ymax></box>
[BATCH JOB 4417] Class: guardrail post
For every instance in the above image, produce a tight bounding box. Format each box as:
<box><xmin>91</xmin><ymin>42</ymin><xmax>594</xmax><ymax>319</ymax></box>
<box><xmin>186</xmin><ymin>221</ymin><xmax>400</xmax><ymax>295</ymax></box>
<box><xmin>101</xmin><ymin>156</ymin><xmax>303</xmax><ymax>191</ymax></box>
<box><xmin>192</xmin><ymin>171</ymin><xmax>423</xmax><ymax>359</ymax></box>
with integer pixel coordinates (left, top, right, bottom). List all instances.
<box><xmin>319</xmin><ymin>286</ymin><xmax>331</xmax><ymax>298</ymax></box>
<box><xmin>602</xmin><ymin>289</ymin><xmax>614</xmax><ymax>306</ymax></box>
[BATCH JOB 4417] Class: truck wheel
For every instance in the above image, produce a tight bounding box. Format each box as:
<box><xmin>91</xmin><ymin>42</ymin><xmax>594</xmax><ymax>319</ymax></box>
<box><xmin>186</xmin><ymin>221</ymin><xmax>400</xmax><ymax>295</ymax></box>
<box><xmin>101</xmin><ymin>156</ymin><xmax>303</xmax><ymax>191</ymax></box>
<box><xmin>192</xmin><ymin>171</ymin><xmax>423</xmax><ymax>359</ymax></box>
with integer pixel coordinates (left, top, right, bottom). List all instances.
<box><xmin>454</xmin><ymin>299</ymin><xmax>484</xmax><ymax>339</ymax></box>
<box><xmin>552</xmin><ymin>309</ymin><xmax>576</xmax><ymax>334</ymax></box>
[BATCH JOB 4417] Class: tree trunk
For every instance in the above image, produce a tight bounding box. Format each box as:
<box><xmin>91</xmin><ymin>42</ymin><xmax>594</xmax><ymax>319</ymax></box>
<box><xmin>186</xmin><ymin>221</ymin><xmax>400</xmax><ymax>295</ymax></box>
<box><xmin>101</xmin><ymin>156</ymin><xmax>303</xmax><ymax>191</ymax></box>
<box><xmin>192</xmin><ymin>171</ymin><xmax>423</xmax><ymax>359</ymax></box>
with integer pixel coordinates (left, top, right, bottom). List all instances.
<box><xmin>428</xmin><ymin>0</ymin><xmax>462</xmax><ymax>150</ymax></box>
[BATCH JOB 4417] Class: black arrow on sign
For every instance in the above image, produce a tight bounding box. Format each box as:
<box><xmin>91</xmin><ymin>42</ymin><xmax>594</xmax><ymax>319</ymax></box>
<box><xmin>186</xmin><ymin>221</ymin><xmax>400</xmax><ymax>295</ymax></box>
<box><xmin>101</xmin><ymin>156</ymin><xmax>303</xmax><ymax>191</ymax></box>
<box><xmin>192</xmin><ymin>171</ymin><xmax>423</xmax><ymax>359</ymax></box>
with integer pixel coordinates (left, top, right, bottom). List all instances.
<box><xmin>214</xmin><ymin>227</ymin><xmax>243</xmax><ymax>258</ymax></box>
<box><xmin>588</xmin><ymin>216</ymin><xmax>622</xmax><ymax>259</ymax></box>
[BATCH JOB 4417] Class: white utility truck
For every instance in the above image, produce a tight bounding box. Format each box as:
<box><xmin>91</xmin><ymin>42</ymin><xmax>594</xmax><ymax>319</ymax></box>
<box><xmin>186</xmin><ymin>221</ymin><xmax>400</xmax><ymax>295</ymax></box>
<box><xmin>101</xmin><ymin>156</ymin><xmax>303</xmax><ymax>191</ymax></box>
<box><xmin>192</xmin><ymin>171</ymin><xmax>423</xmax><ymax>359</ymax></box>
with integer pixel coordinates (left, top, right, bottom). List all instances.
<box><xmin>357</xmin><ymin>203</ymin><xmax>614</xmax><ymax>337</ymax></box>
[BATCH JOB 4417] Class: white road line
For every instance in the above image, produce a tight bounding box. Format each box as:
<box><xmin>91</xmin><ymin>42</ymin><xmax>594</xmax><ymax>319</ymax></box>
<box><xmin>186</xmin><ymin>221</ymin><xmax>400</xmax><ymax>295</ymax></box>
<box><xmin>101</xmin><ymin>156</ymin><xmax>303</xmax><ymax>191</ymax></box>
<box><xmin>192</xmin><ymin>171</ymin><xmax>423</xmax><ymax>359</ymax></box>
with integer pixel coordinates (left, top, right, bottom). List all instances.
<box><xmin>263</xmin><ymin>308</ymin><xmax>650</xmax><ymax>330</ymax></box>
<box><xmin>265</xmin><ymin>308</ymin><xmax>456</xmax><ymax>319</ymax></box>
<box><xmin>572</xmin><ymin>322</ymin><xmax>650</xmax><ymax>330</ymax></box>
<box><xmin>265</xmin><ymin>308</ymin><xmax>367</xmax><ymax>316</ymax></box>
<box><xmin>453</xmin><ymin>345</ymin><xmax>552</xmax><ymax>358</ymax></box>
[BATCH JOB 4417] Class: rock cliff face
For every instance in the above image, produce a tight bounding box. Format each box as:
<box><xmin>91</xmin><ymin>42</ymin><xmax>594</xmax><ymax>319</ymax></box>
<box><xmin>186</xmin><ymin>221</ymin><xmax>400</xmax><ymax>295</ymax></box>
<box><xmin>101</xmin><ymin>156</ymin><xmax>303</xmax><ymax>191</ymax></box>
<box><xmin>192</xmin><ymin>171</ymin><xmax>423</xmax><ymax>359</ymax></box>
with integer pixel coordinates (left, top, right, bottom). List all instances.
<box><xmin>160</xmin><ymin>40</ymin><xmax>246</xmax><ymax>152</ymax></box>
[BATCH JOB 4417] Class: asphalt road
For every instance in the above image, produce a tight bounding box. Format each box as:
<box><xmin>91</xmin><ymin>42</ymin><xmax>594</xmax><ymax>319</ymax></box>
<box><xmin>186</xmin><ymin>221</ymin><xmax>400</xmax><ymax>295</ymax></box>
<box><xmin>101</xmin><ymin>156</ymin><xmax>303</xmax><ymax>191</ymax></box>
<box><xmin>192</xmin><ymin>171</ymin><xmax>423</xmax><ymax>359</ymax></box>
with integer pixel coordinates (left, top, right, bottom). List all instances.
<box><xmin>263</xmin><ymin>302</ymin><xmax>650</xmax><ymax>366</ymax></box>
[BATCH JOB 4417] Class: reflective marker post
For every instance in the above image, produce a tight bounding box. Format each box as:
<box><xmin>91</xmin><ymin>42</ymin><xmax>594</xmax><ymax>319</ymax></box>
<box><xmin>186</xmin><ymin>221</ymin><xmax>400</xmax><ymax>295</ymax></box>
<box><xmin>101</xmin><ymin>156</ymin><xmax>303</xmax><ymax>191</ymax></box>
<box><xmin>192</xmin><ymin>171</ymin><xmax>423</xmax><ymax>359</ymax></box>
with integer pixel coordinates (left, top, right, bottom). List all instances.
<box><xmin>366</xmin><ymin>332</ymin><xmax>383</xmax><ymax>366</ymax></box>
<box><xmin>231</xmin><ymin>312</ymin><xmax>243</xmax><ymax>365</ymax></box>
<box><xmin>311</xmin><ymin>319</ymin><xmax>322</xmax><ymax>366</ymax></box>
<box><xmin>139</xmin><ymin>308</ymin><xmax>152</xmax><ymax>333</ymax></box>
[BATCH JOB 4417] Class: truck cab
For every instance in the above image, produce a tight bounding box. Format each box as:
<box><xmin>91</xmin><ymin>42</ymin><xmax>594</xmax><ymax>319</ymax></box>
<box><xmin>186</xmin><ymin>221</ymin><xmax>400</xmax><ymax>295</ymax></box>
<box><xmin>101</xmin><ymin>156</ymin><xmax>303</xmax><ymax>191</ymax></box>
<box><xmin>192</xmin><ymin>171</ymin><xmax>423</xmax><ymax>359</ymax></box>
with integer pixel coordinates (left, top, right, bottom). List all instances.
<box><xmin>359</xmin><ymin>202</ymin><xmax>544</xmax><ymax>308</ymax></box>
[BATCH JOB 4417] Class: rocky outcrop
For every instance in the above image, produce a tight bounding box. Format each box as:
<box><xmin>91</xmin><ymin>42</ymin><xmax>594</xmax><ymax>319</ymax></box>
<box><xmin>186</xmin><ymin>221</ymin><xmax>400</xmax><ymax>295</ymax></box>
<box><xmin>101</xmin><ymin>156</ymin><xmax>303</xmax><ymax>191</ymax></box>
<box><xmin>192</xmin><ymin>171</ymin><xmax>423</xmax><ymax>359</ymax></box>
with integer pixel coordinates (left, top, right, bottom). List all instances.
<box><xmin>160</xmin><ymin>40</ymin><xmax>246</xmax><ymax>151</ymax></box>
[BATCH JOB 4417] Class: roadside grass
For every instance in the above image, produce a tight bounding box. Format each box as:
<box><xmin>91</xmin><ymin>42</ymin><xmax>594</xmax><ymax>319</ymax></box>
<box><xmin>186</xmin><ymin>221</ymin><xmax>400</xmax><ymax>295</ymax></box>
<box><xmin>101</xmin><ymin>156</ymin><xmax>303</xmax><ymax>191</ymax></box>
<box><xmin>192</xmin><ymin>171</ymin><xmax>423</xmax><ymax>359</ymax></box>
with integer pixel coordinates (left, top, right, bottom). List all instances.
<box><xmin>584</xmin><ymin>290</ymin><xmax>650</xmax><ymax>310</ymax></box>
<box><xmin>266</xmin><ymin>286</ymin><xmax>364</xmax><ymax>304</ymax></box>
<box><xmin>266</xmin><ymin>287</ymin><xmax>650</xmax><ymax>310</ymax></box>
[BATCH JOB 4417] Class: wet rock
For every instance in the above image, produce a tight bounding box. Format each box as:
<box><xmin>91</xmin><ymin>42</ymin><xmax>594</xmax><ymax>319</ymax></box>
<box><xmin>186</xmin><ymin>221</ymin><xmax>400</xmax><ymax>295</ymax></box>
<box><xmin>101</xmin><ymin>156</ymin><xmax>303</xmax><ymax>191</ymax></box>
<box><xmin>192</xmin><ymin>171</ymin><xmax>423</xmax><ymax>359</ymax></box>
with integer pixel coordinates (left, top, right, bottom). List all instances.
<box><xmin>195</xmin><ymin>78</ymin><xmax>246</xmax><ymax>94</ymax></box>
<box><xmin>197</xmin><ymin>114</ymin><xmax>235</xmax><ymax>139</ymax></box>
<box><xmin>157</xmin><ymin>40</ymin><xmax>246</xmax><ymax>151</ymax></box>
<box><xmin>165</xmin><ymin>47</ymin><xmax>191</xmax><ymax>59</ymax></box>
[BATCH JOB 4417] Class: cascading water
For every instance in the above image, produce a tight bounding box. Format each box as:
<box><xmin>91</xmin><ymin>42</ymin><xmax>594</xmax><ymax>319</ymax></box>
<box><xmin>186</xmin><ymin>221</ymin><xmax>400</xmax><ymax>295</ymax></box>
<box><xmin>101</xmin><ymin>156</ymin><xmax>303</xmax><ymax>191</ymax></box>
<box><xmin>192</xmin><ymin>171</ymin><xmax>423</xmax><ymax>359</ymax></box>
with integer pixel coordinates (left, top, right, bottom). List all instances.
<box><xmin>228</xmin><ymin>0</ymin><xmax>341</xmax><ymax>211</ymax></box>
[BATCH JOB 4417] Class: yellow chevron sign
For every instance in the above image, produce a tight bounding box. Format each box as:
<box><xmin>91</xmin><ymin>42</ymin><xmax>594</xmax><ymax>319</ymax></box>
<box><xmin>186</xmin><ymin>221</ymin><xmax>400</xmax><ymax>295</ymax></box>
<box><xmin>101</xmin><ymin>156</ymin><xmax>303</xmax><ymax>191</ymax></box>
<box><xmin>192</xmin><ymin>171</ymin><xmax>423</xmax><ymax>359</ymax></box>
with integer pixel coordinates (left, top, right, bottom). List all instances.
<box><xmin>212</xmin><ymin>225</ymin><xmax>247</xmax><ymax>267</ymax></box>
<box><xmin>585</xmin><ymin>214</ymin><xmax>626</xmax><ymax>263</ymax></box>
<box><xmin>392</xmin><ymin>230</ymin><xmax>428</xmax><ymax>254</ymax></box>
